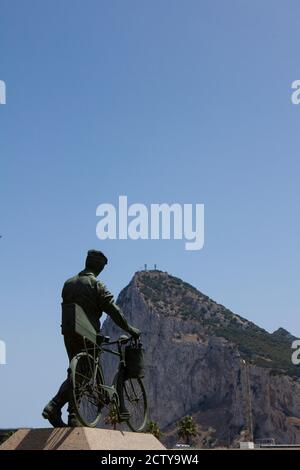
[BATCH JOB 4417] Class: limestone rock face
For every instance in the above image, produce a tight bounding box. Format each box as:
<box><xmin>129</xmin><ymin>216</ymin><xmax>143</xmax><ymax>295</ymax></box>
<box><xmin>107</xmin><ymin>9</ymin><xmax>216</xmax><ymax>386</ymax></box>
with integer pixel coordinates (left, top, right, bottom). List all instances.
<box><xmin>102</xmin><ymin>271</ymin><xmax>300</xmax><ymax>448</ymax></box>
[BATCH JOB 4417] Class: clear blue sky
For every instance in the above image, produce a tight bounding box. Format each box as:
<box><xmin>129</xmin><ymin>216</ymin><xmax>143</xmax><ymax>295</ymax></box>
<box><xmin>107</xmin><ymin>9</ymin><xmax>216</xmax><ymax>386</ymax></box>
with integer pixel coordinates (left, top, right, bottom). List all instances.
<box><xmin>1</xmin><ymin>0</ymin><xmax>300</xmax><ymax>427</ymax></box>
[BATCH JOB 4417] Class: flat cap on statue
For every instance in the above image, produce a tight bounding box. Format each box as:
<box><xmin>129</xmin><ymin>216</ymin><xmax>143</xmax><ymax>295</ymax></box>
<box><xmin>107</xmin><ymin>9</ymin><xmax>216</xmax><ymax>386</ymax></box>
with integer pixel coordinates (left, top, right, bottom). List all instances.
<box><xmin>86</xmin><ymin>250</ymin><xmax>108</xmax><ymax>264</ymax></box>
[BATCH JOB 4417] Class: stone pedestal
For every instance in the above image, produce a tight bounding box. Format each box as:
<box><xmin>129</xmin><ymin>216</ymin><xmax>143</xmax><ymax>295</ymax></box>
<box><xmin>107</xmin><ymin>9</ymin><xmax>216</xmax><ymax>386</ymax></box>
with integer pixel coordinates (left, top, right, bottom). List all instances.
<box><xmin>0</xmin><ymin>427</ymin><xmax>166</xmax><ymax>450</ymax></box>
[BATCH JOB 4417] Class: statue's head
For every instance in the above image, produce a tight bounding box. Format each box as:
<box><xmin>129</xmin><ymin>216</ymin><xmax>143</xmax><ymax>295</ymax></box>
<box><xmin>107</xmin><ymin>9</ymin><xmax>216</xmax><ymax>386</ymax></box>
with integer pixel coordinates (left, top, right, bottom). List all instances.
<box><xmin>85</xmin><ymin>249</ymin><xmax>108</xmax><ymax>275</ymax></box>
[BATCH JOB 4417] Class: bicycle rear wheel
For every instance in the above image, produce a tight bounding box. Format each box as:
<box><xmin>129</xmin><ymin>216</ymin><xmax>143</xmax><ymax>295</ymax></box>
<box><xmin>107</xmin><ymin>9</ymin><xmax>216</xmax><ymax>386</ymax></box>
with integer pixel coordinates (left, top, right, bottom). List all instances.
<box><xmin>70</xmin><ymin>352</ymin><xmax>105</xmax><ymax>427</ymax></box>
<box><xmin>122</xmin><ymin>378</ymin><xmax>148</xmax><ymax>432</ymax></box>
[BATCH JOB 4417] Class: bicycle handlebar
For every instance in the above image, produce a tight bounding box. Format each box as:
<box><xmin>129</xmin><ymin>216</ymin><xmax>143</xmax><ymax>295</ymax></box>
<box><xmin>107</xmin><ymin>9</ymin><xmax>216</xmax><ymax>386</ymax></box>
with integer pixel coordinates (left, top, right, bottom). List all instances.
<box><xmin>97</xmin><ymin>332</ymin><xmax>140</xmax><ymax>348</ymax></box>
<box><xmin>103</xmin><ymin>335</ymin><xmax>134</xmax><ymax>346</ymax></box>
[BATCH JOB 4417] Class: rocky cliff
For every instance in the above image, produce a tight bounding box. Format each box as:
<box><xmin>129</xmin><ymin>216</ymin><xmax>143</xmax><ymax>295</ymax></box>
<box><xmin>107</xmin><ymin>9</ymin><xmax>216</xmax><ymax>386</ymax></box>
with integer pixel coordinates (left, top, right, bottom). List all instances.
<box><xmin>102</xmin><ymin>270</ymin><xmax>300</xmax><ymax>447</ymax></box>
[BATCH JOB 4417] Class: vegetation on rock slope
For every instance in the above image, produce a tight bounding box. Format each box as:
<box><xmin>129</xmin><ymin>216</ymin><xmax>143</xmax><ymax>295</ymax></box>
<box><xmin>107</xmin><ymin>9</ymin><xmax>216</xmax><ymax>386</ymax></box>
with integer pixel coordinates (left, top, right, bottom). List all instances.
<box><xmin>136</xmin><ymin>270</ymin><xmax>299</xmax><ymax>376</ymax></box>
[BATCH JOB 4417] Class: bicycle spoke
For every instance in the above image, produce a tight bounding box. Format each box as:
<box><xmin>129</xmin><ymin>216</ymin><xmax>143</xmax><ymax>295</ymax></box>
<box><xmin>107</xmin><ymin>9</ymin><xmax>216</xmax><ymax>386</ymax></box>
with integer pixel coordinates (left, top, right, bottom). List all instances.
<box><xmin>123</xmin><ymin>378</ymin><xmax>147</xmax><ymax>432</ymax></box>
<box><xmin>72</xmin><ymin>353</ymin><xmax>104</xmax><ymax>427</ymax></box>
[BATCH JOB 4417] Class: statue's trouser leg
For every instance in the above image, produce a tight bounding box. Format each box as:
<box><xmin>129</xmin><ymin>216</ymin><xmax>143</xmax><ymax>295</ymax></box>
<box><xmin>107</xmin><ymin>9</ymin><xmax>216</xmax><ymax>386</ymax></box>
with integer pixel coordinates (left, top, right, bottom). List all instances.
<box><xmin>51</xmin><ymin>334</ymin><xmax>85</xmax><ymax>423</ymax></box>
<box><xmin>52</xmin><ymin>368</ymin><xmax>71</xmax><ymax>408</ymax></box>
<box><xmin>116</xmin><ymin>367</ymin><xmax>128</xmax><ymax>414</ymax></box>
<box><xmin>64</xmin><ymin>334</ymin><xmax>86</xmax><ymax>425</ymax></box>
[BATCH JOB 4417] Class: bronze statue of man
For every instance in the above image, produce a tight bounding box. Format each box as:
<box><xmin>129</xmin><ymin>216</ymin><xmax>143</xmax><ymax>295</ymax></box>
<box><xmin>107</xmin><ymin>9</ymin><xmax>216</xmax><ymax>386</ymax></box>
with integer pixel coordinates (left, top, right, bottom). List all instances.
<box><xmin>42</xmin><ymin>249</ymin><xmax>140</xmax><ymax>427</ymax></box>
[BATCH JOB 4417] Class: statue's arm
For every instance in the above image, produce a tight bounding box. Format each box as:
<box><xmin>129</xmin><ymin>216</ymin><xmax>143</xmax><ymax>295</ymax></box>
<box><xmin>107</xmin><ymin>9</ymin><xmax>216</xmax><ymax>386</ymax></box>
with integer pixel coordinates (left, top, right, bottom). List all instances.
<box><xmin>98</xmin><ymin>283</ymin><xmax>140</xmax><ymax>337</ymax></box>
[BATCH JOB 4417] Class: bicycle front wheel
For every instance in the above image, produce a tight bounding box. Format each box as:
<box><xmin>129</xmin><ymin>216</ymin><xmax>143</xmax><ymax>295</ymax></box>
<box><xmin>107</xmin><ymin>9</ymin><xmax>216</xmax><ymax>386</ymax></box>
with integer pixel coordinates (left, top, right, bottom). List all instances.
<box><xmin>70</xmin><ymin>352</ymin><xmax>105</xmax><ymax>427</ymax></box>
<box><xmin>123</xmin><ymin>377</ymin><xmax>148</xmax><ymax>432</ymax></box>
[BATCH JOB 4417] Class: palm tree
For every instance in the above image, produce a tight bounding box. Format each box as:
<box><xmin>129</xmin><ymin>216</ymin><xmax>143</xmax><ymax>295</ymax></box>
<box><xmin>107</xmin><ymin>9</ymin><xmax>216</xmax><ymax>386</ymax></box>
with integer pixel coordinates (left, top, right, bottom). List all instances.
<box><xmin>0</xmin><ymin>430</ymin><xmax>15</xmax><ymax>445</ymax></box>
<box><xmin>177</xmin><ymin>415</ymin><xmax>198</xmax><ymax>445</ymax></box>
<box><xmin>105</xmin><ymin>405</ymin><xmax>119</xmax><ymax>430</ymax></box>
<box><xmin>146</xmin><ymin>421</ymin><xmax>162</xmax><ymax>440</ymax></box>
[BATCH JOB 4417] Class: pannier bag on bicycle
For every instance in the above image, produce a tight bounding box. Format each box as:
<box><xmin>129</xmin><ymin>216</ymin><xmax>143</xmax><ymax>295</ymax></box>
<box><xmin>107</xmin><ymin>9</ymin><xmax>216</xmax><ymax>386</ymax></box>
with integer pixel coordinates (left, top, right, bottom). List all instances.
<box><xmin>125</xmin><ymin>342</ymin><xmax>145</xmax><ymax>378</ymax></box>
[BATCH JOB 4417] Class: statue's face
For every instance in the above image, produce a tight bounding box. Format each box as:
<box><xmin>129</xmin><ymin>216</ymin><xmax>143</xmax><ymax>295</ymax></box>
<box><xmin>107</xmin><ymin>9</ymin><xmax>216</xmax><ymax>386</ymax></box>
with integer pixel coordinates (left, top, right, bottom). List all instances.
<box><xmin>86</xmin><ymin>257</ymin><xmax>107</xmax><ymax>275</ymax></box>
<box><xmin>95</xmin><ymin>262</ymin><xmax>106</xmax><ymax>276</ymax></box>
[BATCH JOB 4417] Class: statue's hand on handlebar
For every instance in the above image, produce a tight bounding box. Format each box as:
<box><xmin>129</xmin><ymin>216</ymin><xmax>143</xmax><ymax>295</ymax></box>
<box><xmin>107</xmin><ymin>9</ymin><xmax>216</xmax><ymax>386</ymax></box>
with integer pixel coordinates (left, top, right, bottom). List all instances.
<box><xmin>128</xmin><ymin>325</ymin><xmax>141</xmax><ymax>339</ymax></box>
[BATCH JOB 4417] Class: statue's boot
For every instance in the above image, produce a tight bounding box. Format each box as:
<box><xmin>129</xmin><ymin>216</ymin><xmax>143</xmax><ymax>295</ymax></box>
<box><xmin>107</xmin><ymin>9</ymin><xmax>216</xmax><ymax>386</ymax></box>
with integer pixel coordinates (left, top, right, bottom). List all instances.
<box><xmin>42</xmin><ymin>400</ymin><xmax>66</xmax><ymax>427</ymax></box>
<box><xmin>42</xmin><ymin>369</ymin><xmax>70</xmax><ymax>427</ymax></box>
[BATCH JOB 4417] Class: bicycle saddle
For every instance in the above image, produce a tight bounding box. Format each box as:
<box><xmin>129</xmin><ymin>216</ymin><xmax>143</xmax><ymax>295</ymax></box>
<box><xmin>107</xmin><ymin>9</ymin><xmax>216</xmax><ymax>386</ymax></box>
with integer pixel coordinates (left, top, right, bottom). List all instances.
<box><xmin>119</xmin><ymin>334</ymin><xmax>129</xmax><ymax>342</ymax></box>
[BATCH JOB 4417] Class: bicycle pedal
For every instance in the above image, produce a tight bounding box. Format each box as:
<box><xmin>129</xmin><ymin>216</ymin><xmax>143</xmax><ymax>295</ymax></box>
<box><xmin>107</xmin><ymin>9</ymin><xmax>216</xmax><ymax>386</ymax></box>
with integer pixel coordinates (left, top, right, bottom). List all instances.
<box><xmin>119</xmin><ymin>411</ymin><xmax>131</xmax><ymax>421</ymax></box>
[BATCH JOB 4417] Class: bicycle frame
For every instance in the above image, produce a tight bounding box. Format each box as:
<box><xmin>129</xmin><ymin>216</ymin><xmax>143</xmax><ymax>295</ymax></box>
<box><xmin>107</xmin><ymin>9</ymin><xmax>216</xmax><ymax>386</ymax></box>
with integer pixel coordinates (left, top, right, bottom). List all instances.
<box><xmin>70</xmin><ymin>333</ymin><xmax>147</xmax><ymax>430</ymax></box>
<box><xmin>79</xmin><ymin>335</ymin><xmax>130</xmax><ymax>415</ymax></box>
